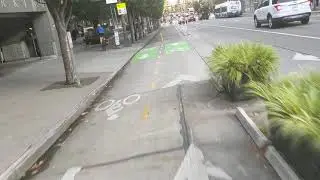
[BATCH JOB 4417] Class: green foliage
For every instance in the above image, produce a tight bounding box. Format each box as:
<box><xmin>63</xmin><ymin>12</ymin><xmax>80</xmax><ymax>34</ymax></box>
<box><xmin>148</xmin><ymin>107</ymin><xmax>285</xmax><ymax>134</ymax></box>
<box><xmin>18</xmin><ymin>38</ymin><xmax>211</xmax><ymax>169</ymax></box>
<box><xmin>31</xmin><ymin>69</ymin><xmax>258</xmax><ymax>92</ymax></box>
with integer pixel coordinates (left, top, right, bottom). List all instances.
<box><xmin>248</xmin><ymin>73</ymin><xmax>320</xmax><ymax>150</ymax></box>
<box><xmin>72</xmin><ymin>0</ymin><xmax>165</xmax><ymax>24</ymax></box>
<box><xmin>193</xmin><ymin>1</ymin><xmax>201</xmax><ymax>13</ymax></box>
<box><xmin>72</xmin><ymin>0</ymin><xmax>111</xmax><ymax>23</ymax></box>
<box><xmin>125</xmin><ymin>0</ymin><xmax>165</xmax><ymax>18</ymax></box>
<box><xmin>208</xmin><ymin>42</ymin><xmax>279</xmax><ymax>94</ymax></box>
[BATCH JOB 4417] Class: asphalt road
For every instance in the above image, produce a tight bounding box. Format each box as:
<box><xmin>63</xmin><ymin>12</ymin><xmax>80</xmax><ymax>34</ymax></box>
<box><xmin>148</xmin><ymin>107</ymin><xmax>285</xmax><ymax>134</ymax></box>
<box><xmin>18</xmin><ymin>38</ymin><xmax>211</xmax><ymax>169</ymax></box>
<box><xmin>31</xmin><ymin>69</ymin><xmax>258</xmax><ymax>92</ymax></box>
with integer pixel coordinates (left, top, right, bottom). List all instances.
<box><xmin>181</xmin><ymin>15</ymin><xmax>320</xmax><ymax>75</ymax></box>
<box><xmin>26</xmin><ymin>17</ymin><xmax>317</xmax><ymax>179</ymax></box>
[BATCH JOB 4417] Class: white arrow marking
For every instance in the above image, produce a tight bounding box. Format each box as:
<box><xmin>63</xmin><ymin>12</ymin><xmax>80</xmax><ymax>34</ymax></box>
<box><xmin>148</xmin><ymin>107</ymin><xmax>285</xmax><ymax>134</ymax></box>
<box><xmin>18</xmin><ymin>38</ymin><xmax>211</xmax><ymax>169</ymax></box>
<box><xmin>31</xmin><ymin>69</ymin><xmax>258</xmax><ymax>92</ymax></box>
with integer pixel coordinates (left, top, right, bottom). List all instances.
<box><xmin>174</xmin><ymin>144</ymin><xmax>232</xmax><ymax>180</ymax></box>
<box><xmin>206</xmin><ymin>161</ymin><xmax>233</xmax><ymax>180</ymax></box>
<box><xmin>61</xmin><ymin>167</ymin><xmax>82</xmax><ymax>180</ymax></box>
<box><xmin>162</xmin><ymin>75</ymin><xmax>200</xmax><ymax>88</ymax></box>
<box><xmin>292</xmin><ymin>53</ymin><xmax>320</xmax><ymax>61</ymax></box>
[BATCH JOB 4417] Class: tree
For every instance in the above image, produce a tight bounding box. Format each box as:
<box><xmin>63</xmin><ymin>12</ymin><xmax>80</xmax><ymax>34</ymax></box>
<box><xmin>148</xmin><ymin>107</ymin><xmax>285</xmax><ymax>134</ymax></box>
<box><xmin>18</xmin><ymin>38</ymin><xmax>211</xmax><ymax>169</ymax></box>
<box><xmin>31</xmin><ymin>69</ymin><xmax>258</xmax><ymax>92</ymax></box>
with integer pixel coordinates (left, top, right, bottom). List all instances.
<box><xmin>72</xmin><ymin>0</ymin><xmax>99</xmax><ymax>23</ymax></box>
<box><xmin>72</xmin><ymin>0</ymin><xmax>111</xmax><ymax>25</ymax></box>
<box><xmin>193</xmin><ymin>1</ymin><xmax>201</xmax><ymax>13</ymax></box>
<box><xmin>124</xmin><ymin>0</ymin><xmax>164</xmax><ymax>40</ymax></box>
<box><xmin>36</xmin><ymin>0</ymin><xmax>80</xmax><ymax>86</ymax></box>
<box><xmin>199</xmin><ymin>0</ymin><xmax>210</xmax><ymax>14</ymax></box>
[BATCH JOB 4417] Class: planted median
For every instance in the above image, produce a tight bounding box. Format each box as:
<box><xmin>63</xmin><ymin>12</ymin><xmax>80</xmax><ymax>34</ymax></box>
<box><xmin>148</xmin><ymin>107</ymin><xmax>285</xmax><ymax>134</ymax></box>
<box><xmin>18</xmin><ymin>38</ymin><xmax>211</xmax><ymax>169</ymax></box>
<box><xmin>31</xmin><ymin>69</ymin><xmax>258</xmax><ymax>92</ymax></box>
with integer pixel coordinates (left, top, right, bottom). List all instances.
<box><xmin>209</xmin><ymin>42</ymin><xmax>320</xmax><ymax>180</ymax></box>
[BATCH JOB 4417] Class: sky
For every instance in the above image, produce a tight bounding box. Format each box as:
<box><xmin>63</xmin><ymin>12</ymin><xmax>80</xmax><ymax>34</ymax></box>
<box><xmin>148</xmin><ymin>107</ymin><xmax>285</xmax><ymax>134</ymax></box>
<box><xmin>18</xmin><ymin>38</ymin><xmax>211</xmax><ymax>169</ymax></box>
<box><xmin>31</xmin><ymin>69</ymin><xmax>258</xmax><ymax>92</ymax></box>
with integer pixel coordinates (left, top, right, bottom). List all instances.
<box><xmin>168</xmin><ymin>0</ymin><xmax>177</xmax><ymax>5</ymax></box>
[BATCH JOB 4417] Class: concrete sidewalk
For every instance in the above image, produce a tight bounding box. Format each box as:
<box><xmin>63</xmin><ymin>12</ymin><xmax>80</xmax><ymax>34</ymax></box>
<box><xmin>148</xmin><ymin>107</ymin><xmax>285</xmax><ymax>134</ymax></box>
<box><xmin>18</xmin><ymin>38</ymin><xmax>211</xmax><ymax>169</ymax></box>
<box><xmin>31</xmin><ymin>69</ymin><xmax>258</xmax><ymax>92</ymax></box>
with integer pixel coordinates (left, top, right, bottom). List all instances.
<box><xmin>0</xmin><ymin>30</ymin><xmax>159</xmax><ymax>180</ymax></box>
<box><xmin>181</xmin><ymin>81</ymin><xmax>280</xmax><ymax>180</ymax></box>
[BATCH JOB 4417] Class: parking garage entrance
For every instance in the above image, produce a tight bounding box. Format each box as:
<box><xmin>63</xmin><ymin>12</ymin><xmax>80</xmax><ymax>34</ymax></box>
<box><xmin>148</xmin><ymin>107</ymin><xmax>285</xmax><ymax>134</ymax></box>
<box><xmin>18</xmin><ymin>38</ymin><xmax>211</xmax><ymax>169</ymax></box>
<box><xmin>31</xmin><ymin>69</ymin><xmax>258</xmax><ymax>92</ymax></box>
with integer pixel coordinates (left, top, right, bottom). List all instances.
<box><xmin>0</xmin><ymin>0</ymin><xmax>59</xmax><ymax>63</ymax></box>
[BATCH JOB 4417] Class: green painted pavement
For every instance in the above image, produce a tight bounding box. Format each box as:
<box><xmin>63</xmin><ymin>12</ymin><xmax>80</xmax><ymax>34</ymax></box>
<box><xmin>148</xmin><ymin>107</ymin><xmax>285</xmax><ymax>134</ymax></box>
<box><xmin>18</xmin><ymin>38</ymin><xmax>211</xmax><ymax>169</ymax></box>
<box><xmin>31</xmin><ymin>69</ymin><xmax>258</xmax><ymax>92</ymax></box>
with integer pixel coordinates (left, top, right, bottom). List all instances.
<box><xmin>164</xmin><ymin>41</ymin><xmax>190</xmax><ymax>55</ymax></box>
<box><xmin>132</xmin><ymin>41</ymin><xmax>191</xmax><ymax>63</ymax></box>
<box><xmin>133</xmin><ymin>47</ymin><xmax>159</xmax><ymax>63</ymax></box>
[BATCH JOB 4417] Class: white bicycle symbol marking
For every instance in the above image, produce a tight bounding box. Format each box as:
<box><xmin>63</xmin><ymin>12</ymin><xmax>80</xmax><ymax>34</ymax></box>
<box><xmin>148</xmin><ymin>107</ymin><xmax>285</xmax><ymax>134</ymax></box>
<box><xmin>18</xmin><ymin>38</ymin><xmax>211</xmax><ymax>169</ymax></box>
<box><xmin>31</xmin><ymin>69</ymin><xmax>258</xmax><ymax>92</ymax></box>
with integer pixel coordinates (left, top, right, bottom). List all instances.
<box><xmin>95</xmin><ymin>94</ymin><xmax>141</xmax><ymax>121</ymax></box>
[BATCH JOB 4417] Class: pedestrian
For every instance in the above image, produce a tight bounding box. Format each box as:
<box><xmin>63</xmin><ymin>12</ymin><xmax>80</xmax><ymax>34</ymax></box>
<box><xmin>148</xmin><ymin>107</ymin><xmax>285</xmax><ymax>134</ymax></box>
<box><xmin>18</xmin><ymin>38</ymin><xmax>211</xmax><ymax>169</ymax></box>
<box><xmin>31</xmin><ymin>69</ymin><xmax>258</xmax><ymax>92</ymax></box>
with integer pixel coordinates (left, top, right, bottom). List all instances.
<box><xmin>71</xmin><ymin>29</ymin><xmax>78</xmax><ymax>41</ymax></box>
<box><xmin>0</xmin><ymin>47</ymin><xmax>4</xmax><ymax>63</ymax></box>
<box><xmin>96</xmin><ymin>24</ymin><xmax>105</xmax><ymax>45</ymax></box>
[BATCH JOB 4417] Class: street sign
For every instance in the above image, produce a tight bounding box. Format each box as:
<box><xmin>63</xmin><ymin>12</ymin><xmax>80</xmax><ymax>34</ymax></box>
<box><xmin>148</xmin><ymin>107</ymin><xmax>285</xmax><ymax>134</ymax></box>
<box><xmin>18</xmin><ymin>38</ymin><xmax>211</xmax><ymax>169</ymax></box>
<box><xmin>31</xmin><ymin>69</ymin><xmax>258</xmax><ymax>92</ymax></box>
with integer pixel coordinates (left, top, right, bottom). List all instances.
<box><xmin>116</xmin><ymin>2</ymin><xmax>127</xmax><ymax>15</ymax></box>
<box><xmin>106</xmin><ymin>0</ymin><xmax>117</xmax><ymax>4</ymax></box>
<box><xmin>114</xmin><ymin>30</ymin><xmax>120</xmax><ymax>46</ymax></box>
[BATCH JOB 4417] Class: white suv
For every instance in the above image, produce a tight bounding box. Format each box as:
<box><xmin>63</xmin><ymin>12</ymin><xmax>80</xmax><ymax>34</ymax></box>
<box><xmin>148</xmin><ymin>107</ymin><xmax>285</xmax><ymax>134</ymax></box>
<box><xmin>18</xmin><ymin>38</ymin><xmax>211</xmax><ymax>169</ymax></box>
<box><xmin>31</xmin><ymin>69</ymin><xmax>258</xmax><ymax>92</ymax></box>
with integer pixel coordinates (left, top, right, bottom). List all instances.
<box><xmin>254</xmin><ymin>0</ymin><xmax>311</xmax><ymax>28</ymax></box>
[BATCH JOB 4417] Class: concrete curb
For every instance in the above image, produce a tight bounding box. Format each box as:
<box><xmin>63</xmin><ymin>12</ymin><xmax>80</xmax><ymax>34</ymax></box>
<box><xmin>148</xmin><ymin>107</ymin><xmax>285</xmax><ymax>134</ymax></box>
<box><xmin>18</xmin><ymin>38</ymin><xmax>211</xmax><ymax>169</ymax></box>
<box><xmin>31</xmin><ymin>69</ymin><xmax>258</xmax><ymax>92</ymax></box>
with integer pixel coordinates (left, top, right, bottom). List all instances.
<box><xmin>235</xmin><ymin>107</ymin><xmax>270</xmax><ymax>149</ymax></box>
<box><xmin>0</xmin><ymin>29</ymin><xmax>160</xmax><ymax>180</ymax></box>
<box><xmin>235</xmin><ymin>107</ymin><xmax>301</xmax><ymax>180</ymax></box>
<box><xmin>265</xmin><ymin>146</ymin><xmax>301</xmax><ymax>180</ymax></box>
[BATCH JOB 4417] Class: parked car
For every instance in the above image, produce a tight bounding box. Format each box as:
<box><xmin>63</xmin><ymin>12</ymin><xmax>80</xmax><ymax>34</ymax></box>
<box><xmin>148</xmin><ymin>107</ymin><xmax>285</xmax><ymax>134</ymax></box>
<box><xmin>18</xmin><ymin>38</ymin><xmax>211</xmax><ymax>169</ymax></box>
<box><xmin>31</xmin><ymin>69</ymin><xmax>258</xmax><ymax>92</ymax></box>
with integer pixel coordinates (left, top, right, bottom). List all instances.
<box><xmin>84</xmin><ymin>28</ymin><xmax>100</xmax><ymax>45</ymax></box>
<box><xmin>178</xmin><ymin>16</ymin><xmax>187</xmax><ymax>24</ymax></box>
<box><xmin>83</xmin><ymin>27</ymin><xmax>113</xmax><ymax>45</ymax></box>
<box><xmin>199</xmin><ymin>12</ymin><xmax>209</xmax><ymax>20</ymax></box>
<box><xmin>254</xmin><ymin>0</ymin><xmax>311</xmax><ymax>28</ymax></box>
<box><xmin>188</xmin><ymin>15</ymin><xmax>196</xmax><ymax>22</ymax></box>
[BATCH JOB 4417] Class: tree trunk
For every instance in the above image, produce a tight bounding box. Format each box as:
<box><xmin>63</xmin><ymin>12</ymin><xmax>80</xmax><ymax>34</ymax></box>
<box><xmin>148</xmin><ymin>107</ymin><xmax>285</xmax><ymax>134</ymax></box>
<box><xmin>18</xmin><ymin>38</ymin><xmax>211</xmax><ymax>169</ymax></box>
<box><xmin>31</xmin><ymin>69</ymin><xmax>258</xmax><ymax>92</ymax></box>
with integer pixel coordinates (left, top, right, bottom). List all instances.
<box><xmin>139</xmin><ymin>15</ymin><xmax>143</xmax><ymax>39</ymax></box>
<box><xmin>121</xmin><ymin>15</ymin><xmax>128</xmax><ymax>43</ymax></box>
<box><xmin>42</xmin><ymin>0</ymin><xmax>80</xmax><ymax>86</ymax></box>
<box><xmin>128</xmin><ymin>8</ymin><xmax>135</xmax><ymax>43</ymax></box>
<box><xmin>55</xmin><ymin>20</ymin><xmax>80</xmax><ymax>86</ymax></box>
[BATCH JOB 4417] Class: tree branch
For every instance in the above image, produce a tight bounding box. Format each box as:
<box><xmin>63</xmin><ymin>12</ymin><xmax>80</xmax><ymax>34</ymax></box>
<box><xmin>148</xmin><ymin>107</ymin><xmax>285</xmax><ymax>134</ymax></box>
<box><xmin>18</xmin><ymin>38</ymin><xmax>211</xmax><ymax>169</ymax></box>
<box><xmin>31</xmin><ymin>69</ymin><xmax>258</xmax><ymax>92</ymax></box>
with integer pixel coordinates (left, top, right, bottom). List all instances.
<box><xmin>65</xmin><ymin>0</ymin><xmax>73</xmax><ymax>26</ymax></box>
<box><xmin>43</xmin><ymin>0</ymin><xmax>59</xmax><ymax>10</ymax></box>
<box><xmin>61</xmin><ymin>0</ymin><xmax>69</xmax><ymax>17</ymax></box>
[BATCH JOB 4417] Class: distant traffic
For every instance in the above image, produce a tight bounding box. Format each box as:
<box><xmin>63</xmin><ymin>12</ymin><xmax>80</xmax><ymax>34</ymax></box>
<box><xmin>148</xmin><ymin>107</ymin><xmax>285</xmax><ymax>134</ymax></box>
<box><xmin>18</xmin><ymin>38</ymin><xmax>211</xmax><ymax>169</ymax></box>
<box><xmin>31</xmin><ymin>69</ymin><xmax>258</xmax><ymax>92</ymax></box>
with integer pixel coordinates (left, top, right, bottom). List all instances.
<box><xmin>214</xmin><ymin>0</ymin><xmax>242</xmax><ymax>18</ymax></box>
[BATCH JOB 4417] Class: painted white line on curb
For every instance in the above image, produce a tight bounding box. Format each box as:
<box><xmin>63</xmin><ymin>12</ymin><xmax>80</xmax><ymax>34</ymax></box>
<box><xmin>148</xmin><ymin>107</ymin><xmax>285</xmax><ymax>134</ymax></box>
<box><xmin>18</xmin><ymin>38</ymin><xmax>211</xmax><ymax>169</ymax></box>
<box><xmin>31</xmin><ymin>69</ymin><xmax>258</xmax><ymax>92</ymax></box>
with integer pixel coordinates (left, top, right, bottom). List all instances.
<box><xmin>61</xmin><ymin>167</ymin><xmax>82</xmax><ymax>180</ymax></box>
<box><xmin>207</xmin><ymin>24</ymin><xmax>320</xmax><ymax>40</ymax></box>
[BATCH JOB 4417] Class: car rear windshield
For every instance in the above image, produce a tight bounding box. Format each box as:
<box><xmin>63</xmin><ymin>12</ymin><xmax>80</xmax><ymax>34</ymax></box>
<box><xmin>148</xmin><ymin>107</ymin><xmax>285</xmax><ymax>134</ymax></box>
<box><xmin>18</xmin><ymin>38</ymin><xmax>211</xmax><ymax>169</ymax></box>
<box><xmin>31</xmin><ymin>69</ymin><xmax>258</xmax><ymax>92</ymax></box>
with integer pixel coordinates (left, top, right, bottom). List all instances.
<box><xmin>272</xmin><ymin>0</ymin><xmax>295</xmax><ymax>4</ymax></box>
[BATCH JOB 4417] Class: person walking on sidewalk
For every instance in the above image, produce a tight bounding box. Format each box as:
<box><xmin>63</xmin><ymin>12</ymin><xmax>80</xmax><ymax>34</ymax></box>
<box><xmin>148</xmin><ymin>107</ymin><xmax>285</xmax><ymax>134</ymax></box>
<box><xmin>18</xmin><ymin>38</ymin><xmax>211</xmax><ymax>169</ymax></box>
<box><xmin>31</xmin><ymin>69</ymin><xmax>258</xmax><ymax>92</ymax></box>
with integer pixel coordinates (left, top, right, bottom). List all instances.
<box><xmin>96</xmin><ymin>24</ymin><xmax>105</xmax><ymax>45</ymax></box>
<box><xmin>0</xmin><ymin>47</ymin><xmax>5</xmax><ymax>63</ymax></box>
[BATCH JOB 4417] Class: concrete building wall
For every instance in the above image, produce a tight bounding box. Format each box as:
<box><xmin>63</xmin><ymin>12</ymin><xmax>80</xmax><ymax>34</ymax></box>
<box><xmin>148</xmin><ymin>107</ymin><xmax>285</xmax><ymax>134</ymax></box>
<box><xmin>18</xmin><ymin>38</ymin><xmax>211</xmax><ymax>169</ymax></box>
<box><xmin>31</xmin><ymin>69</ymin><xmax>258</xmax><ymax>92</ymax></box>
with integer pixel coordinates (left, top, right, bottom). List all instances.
<box><xmin>0</xmin><ymin>0</ymin><xmax>60</xmax><ymax>61</ymax></box>
<box><xmin>0</xmin><ymin>0</ymin><xmax>46</xmax><ymax>13</ymax></box>
<box><xmin>33</xmin><ymin>12</ymin><xmax>60</xmax><ymax>57</ymax></box>
<box><xmin>2</xmin><ymin>41</ymin><xmax>30</xmax><ymax>61</ymax></box>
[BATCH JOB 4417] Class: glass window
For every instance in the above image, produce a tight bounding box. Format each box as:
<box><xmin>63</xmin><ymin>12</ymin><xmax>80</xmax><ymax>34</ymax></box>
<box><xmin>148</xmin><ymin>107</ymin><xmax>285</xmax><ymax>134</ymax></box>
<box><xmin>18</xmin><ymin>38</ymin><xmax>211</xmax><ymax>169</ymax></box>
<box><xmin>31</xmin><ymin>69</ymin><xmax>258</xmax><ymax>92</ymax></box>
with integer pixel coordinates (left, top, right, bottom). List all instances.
<box><xmin>222</xmin><ymin>7</ymin><xmax>227</xmax><ymax>12</ymax></box>
<box><xmin>263</xmin><ymin>0</ymin><xmax>270</xmax><ymax>6</ymax></box>
<box><xmin>273</xmin><ymin>0</ymin><xmax>295</xmax><ymax>3</ymax></box>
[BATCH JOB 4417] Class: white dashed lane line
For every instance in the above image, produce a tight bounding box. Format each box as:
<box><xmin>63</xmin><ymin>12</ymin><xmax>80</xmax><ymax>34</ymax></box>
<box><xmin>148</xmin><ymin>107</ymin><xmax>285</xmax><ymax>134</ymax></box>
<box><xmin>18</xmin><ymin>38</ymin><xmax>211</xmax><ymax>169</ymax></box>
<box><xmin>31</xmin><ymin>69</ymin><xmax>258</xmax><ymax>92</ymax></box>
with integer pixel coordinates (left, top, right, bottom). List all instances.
<box><xmin>204</xmin><ymin>24</ymin><xmax>320</xmax><ymax>40</ymax></box>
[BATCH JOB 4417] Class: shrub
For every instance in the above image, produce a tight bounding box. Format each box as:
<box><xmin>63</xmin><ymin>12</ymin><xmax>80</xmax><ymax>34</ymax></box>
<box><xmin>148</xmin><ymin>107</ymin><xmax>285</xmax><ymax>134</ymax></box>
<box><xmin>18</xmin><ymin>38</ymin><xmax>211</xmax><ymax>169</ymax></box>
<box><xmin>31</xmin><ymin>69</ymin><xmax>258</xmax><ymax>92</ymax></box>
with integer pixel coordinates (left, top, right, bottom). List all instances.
<box><xmin>248</xmin><ymin>73</ymin><xmax>320</xmax><ymax>180</ymax></box>
<box><xmin>208</xmin><ymin>42</ymin><xmax>279</xmax><ymax>100</ymax></box>
<box><xmin>248</xmin><ymin>72</ymin><xmax>320</xmax><ymax>150</ymax></box>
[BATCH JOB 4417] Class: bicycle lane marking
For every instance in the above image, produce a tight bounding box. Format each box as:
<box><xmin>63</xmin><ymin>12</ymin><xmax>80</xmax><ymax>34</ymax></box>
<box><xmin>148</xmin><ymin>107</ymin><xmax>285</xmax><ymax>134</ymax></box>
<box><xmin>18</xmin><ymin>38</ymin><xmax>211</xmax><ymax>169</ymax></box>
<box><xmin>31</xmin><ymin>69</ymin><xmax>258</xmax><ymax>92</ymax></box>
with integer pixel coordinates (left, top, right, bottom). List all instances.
<box><xmin>95</xmin><ymin>94</ymin><xmax>141</xmax><ymax>121</ymax></box>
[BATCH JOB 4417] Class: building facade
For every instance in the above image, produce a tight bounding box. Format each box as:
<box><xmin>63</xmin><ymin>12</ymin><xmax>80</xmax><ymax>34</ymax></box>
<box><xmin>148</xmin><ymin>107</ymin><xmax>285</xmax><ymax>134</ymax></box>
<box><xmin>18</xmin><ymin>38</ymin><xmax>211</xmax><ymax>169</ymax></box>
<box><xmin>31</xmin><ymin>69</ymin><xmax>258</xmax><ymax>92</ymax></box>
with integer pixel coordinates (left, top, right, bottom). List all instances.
<box><xmin>0</xmin><ymin>0</ymin><xmax>60</xmax><ymax>62</ymax></box>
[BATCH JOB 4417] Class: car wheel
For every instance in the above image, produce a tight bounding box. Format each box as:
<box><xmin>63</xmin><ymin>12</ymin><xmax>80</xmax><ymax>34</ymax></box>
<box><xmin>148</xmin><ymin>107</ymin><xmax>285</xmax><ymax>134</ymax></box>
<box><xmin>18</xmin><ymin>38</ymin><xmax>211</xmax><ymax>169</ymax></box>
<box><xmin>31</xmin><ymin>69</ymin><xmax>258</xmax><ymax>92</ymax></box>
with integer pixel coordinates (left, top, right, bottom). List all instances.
<box><xmin>268</xmin><ymin>15</ymin><xmax>275</xmax><ymax>29</ymax></box>
<box><xmin>254</xmin><ymin>16</ymin><xmax>261</xmax><ymax>28</ymax></box>
<box><xmin>301</xmin><ymin>17</ymin><xmax>309</xmax><ymax>24</ymax></box>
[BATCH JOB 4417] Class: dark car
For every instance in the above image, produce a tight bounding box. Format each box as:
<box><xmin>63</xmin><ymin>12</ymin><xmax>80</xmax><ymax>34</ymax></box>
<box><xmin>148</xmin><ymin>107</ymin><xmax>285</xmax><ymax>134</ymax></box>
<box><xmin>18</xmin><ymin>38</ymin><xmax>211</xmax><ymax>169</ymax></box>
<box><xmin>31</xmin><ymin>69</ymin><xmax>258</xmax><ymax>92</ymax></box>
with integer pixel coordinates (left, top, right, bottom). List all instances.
<box><xmin>199</xmin><ymin>13</ymin><xmax>209</xmax><ymax>20</ymax></box>
<box><xmin>178</xmin><ymin>16</ymin><xmax>187</xmax><ymax>25</ymax></box>
<box><xmin>84</xmin><ymin>28</ymin><xmax>113</xmax><ymax>45</ymax></box>
<box><xmin>84</xmin><ymin>28</ymin><xmax>100</xmax><ymax>45</ymax></box>
<box><xmin>188</xmin><ymin>15</ymin><xmax>196</xmax><ymax>22</ymax></box>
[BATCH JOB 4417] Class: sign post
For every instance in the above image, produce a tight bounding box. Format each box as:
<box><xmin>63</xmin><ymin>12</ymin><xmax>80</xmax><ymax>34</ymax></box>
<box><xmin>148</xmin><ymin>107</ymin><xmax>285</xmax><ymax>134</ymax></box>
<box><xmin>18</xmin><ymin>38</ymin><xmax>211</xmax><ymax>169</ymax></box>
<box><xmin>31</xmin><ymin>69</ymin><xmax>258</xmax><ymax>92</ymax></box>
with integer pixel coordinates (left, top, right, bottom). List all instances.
<box><xmin>116</xmin><ymin>2</ymin><xmax>131</xmax><ymax>47</ymax></box>
<box><xmin>105</xmin><ymin>0</ymin><xmax>117</xmax><ymax>4</ymax></box>
<box><xmin>106</xmin><ymin>0</ymin><xmax>121</xmax><ymax>47</ymax></box>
